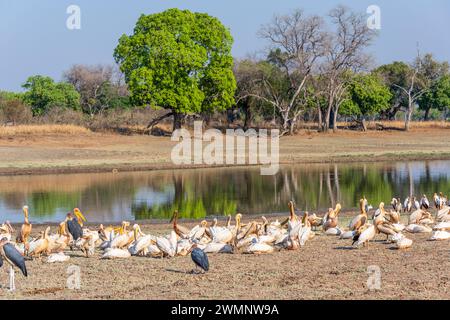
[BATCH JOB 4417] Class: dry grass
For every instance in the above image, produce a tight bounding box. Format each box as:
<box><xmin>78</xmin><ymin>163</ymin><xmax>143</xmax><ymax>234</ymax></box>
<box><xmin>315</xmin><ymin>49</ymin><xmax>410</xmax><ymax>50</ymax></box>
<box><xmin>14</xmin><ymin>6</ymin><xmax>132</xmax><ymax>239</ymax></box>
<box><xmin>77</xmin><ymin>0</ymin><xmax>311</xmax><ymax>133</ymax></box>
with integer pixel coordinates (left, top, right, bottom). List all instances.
<box><xmin>0</xmin><ymin>124</ymin><xmax>91</xmax><ymax>136</ymax></box>
<box><xmin>336</xmin><ymin>120</ymin><xmax>450</xmax><ymax>130</ymax></box>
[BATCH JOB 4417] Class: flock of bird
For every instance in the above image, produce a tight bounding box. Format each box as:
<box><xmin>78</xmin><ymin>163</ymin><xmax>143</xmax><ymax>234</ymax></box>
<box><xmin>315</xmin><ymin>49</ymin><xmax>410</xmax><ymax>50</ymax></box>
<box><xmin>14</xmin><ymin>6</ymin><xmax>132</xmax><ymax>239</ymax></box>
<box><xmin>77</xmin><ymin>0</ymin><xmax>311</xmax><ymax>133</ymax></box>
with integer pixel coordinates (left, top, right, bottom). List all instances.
<box><xmin>0</xmin><ymin>192</ymin><xmax>449</xmax><ymax>291</ymax></box>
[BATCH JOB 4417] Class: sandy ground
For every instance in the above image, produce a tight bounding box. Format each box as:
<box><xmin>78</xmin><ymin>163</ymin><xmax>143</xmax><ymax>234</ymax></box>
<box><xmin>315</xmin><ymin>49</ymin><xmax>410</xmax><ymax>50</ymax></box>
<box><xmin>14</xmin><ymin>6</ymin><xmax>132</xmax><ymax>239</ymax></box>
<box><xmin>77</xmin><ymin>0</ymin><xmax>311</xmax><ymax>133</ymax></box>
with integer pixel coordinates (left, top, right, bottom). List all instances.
<box><xmin>0</xmin><ymin>214</ymin><xmax>448</xmax><ymax>300</ymax></box>
<box><xmin>0</xmin><ymin>128</ymin><xmax>449</xmax><ymax>175</ymax></box>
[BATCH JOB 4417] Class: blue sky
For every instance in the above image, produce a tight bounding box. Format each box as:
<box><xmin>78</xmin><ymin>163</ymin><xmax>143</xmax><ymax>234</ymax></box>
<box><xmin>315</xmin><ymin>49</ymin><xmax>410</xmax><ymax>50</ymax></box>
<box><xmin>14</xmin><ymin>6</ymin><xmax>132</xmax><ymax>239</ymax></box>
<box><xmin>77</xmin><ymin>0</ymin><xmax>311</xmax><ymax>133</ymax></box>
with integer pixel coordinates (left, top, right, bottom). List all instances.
<box><xmin>1</xmin><ymin>0</ymin><xmax>450</xmax><ymax>91</ymax></box>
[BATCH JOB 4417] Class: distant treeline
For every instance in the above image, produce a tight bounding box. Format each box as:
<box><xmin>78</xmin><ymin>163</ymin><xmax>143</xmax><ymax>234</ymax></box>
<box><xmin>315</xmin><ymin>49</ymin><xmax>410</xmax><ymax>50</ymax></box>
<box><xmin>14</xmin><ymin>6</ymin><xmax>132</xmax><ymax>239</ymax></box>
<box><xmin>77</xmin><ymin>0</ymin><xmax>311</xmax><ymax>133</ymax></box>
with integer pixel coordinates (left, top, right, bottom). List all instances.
<box><xmin>1</xmin><ymin>7</ymin><xmax>449</xmax><ymax>134</ymax></box>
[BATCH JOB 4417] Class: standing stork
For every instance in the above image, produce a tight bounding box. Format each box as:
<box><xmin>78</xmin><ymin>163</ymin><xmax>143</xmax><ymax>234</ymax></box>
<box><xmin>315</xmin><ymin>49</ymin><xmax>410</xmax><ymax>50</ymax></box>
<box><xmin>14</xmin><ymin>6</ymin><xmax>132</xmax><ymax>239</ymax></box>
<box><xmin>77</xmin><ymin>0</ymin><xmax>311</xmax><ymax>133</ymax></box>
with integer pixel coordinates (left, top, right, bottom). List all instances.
<box><xmin>73</xmin><ymin>208</ymin><xmax>87</xmax><ymax>227</ymax></box>
<box><xmin>190</xmin><ymin>247</ymin><xmax>209</xmax><ymax>273</ymax></box>
<box><xmin>420</xmin><ymin>194</ymin><xmax>430</xmax><ymax>210</ymax></box>
<box><xmin>412</xmin><ymin>197</ymin><xmax>420</xmax><ymax>211</ymax></box>
<box><xmin>65</xmin><ymin>213</ymin><xmax>83</xmax><ymax>241</ymax></box>
<box><xmin>0</xmin><ymin>238</ymin><xmax>28</xmax><ymax>291</ymax></box>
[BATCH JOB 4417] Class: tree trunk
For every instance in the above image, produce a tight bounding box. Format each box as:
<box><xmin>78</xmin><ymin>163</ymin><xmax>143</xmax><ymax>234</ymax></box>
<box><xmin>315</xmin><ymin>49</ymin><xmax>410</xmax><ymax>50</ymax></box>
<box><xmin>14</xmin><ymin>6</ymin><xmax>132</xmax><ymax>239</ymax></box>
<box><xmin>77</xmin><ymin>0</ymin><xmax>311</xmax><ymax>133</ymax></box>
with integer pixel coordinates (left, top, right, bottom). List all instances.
<box><xmin>361</xmin><ymin>118</ymin><xmax>367</xmax><ymax>132</ymax></box>
<box><xmin>173</xmin><ymin>111</ymin><xmax>183</xmax><ymax>132</ymax></box>
<box><xmin>332</xmin><ymin>108</ymin><xmax>338</xmax><ymax>133</ymax></box>
<box><xmin>244</xmin><ymin>106</ymin><xmax>252</xmax><ymax>130</ymax></box>
<box><xmin>324</xmin><ymin>107</ymin><xmax>331</xmax><ymax>132</ymax></box>
<box><xmin>317</xmin><ymin>106</ymin><xmax>322</xmax><ymax>132</ymax></box>
<box><xmin>405</xmin><ymin>102</ymin><xmax>413</xmax><ymax>131</ymax></box>
<box><xmin>424</xmin><ymin>107</ymin><xmax>430</xmax><ymax>121</ymax></box>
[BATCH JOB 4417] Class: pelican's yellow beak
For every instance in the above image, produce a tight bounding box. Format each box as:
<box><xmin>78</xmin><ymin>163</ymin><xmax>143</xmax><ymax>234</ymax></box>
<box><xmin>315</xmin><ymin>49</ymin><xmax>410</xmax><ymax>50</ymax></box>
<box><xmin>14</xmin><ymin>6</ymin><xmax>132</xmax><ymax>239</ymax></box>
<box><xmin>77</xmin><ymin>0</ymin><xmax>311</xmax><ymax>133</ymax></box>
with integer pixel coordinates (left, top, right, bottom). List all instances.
<box><xmin>74</xmin><ymin>209</ymin><xmax>87</xmax><ymax>222</ymax></box>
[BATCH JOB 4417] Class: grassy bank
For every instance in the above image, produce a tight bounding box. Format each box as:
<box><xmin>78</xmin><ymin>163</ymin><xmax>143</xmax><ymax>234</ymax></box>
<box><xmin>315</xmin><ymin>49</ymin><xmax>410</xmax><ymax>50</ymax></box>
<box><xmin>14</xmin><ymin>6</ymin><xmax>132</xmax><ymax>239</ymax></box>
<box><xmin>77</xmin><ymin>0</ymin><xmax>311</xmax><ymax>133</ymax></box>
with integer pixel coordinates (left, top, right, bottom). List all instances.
<box><xmin>0</xmin><ymin>125</ymin><xmax>449</xmax><ymax>175</ymax></box>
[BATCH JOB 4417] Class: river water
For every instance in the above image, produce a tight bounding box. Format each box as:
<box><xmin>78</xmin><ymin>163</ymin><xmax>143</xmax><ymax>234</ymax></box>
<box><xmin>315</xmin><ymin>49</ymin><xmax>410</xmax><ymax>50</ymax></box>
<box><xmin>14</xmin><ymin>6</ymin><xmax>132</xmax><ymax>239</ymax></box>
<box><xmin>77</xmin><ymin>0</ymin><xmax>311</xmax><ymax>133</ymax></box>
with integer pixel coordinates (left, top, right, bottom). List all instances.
<box><xmin>0</xmin><ymin>160</ymin><xmax>449</xmax><ymax>224</ymax></box>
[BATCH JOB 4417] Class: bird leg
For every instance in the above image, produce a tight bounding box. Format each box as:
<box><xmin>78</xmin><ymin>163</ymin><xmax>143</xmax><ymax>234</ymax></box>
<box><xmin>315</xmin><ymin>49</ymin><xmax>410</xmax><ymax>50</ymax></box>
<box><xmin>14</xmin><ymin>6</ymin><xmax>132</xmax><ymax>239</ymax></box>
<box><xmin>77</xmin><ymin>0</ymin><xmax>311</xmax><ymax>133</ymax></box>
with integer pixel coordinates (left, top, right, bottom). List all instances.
<box><xmin>9</xmin><ymin>266</ymin><xmax>15</xmax><ymax>291</ymax></box>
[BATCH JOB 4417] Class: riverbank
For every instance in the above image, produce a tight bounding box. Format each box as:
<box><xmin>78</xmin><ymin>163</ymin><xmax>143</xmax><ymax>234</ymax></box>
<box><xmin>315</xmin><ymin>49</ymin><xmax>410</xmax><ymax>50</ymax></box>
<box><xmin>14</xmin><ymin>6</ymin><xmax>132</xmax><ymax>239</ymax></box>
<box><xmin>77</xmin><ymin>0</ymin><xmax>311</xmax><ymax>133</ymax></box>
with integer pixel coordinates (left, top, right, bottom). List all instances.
<box><xmin>0</xmin><ymin>215</ymin><xmax>448</xmax><ymax>300</ymax></box>
<box><xmin>0</xmin><ymin>127</ymin><xmax>449</xmax><ymax>175</ymax></box>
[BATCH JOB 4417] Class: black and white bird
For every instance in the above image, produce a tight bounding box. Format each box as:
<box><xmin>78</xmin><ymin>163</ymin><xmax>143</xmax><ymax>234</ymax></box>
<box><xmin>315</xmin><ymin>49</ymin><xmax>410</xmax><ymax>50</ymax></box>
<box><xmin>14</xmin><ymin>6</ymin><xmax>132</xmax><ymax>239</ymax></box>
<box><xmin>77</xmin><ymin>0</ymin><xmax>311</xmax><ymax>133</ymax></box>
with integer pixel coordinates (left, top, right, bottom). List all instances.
<box><xmin>412</xmin><ymin>197</ymin><xmax>420</xmax><ymax>211</ymax></box>
<box><xmin>403</xmin><ymin>197</ymin><xmax>412</xmax><ymax>212</ymax></box>
<box><xmin>0</xmin><ymin>237</ymin><xmax>28</xmax><ymax>291</ymax></box>
<box><xmin>65</xmin><ymin>213</ymin><xmax>83</xmax><ymax>241</ymax></box>
<box><xmin>191</xmin><ymin>247</ymin><xmax>209</xmax><ymax>273</ymax></box>
<box><xmin>420</xmin><ymin>194</ymin><xmax>430</xmax><ymax>210</ymax></box>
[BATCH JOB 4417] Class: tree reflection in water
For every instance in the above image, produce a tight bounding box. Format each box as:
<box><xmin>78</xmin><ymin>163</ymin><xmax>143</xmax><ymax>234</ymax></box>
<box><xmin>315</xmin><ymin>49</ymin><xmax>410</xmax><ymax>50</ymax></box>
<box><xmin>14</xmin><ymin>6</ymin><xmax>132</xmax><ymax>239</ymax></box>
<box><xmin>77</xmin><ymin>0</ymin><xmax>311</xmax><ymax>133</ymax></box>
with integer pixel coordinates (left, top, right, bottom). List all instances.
<box><xmin>0</xmin><ymin>160</ymin><xmax>448</xmax><ymax>223</ymax></box>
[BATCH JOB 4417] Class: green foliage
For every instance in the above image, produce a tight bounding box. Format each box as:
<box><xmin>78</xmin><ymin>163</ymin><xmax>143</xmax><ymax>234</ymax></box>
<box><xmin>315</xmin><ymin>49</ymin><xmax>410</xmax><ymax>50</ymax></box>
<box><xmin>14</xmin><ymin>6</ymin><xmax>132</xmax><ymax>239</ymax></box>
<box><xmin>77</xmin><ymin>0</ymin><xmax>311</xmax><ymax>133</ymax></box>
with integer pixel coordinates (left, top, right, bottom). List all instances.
<box><xmin>373</xmin><ymin>61</ymin><xmax>410</xmax><ymax>106</ymax></box>
<box><xmin>114</xmin><ymin>8</ymin><xmax>236</xmax><ymax>116</ymax></box>
<box><xmin>340</xmin><ymin>74</ymin><xmax>392</xmax><ymax>117</ymax></box>
<box><xmin>22</xmin><ymin>75</ymin><xmax>80</xmax><ymax>116</ymax></box>
<box><xmin>418</xmin><ymin>74</ymin><xmax>450</xmax><ymax>113</ymax></box>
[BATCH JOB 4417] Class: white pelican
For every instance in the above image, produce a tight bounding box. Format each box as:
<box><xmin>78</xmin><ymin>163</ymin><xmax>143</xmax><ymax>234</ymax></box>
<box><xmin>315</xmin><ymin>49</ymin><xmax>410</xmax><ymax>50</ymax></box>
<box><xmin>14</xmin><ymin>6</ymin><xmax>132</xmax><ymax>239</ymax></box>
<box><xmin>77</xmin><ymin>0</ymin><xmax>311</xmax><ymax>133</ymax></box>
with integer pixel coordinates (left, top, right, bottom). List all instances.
<box><xmin>349</xmin><ymin>199</ymin><xmax>368</xmax><ymax>231</ymax></box>
<box><xmin>391</xmin><ymin>233</ymin><xmax>413</xmax><ymax>249</ymax></box>
<box><xmin>353</xmin><ymin>224</ymin><xmax>376</xmax><ymax>248</ymax></box>
<box><xmin>325</xmin><ymin>227</ymin><xmax>342</xmax><ymax>236</ymax></box>
<box><xmin>0</xmin><ymin>222</ymin><xmax>14</xmax><ymax>242</ymax></box>
<box><xmin>323</xmin><ymin>203</ymin><xmax>341</xmax><ymax>231</ymax></box>
<box><xmin>203</xmin><ymin>242</ymin><xmax>233</xmax><ymax>254</ymax></box>
<box><xmin>429</xmin><ymin>230</ymin><xmax>450</xmax><ymax>241</ymax></box>
<box><xmin>128</xmin><ymin>225</ymin><xmax>156</xmax><ymax>256</ymax></box>
<box><xmin>47</xmin><ymin>252</ymin><xmax>70</xmax><ymax>263</ymax></box>
<box><xmin>433</xmin><ymin>221</ymin><xmax>450</xmax><ymax>231</ymax></box>
<box><xmin>16</xmin><ymin>206</ymin><xmax>32</xmax><ymax>247</ymax></box>
<box><xmin>109</xmin><ymin>221</ymin><xmax>133</xmax><ymax>249</ymax></box>
<box><xmin>244</xmin><ymin>238</ymin><xmax>274</xmax><ymax>254</ymax></box>
<box><xmin>28</xmin><ymin>226</ymin><xmax>51</xmax><ymax>258</ymax></box>
<box><xmin>102</xmin><ymin>248</ymin><xmax>131</xmax><ymax>259</ymax></box>
<box><xmin>340</xmin><ymin>230</ymin><xmax>356</xmax><ymax>239</ymax></box>
<box><xmin>189</xmin><ymin>220</ymin><xmax>209</xmax><ymax>241</ymax></box>
<box><xmin>436</xmin><ymin>206</ymin><xmax>450</xmax><ymax>222</ymax></box>
<box><xmin>405</xmin><ymin>224</ymin><xmax>432</xmax><ymax>233</ymax></box>
<box><xmin>155</xmin><ymin>231</ymin><xmax>177</xmax><ymax>257</ymax></box>
<box><xmin>209</xmin><ymin>218</ymin><xmax>233</xmax><ymax>244</ymax></box>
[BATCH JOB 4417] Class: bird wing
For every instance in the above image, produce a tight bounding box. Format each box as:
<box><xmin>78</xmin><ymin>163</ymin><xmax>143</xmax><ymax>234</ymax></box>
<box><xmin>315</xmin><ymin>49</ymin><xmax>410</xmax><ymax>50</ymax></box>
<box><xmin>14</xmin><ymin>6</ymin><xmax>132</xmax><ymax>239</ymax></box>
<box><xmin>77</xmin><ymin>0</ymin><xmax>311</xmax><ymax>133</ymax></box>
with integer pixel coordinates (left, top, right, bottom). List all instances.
<box><xmin>191</xmin><ymin>248</ymin><xmax>209</xmax><ymax>271</ymax></box>
<box><xmin>3</xmin><ymin>243</ymin><xmax>27</xmax><ymax>276</ymax></box>
<box><xmin>67</xmin><ymin>220</ymin><xmax>83</xmax><ymax>240</ymax></box>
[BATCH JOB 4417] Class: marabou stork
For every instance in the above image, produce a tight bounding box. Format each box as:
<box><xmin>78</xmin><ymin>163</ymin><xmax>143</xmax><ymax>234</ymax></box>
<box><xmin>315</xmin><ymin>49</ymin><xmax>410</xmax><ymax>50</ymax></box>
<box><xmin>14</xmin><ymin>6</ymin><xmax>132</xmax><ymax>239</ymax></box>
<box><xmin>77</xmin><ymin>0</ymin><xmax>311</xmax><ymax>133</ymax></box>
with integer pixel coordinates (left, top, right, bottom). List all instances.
<box><xmin>66</xmin><ymin>213</ymin><xmax>83</xmax><ymax>241</ymax></box>
<box><xmin>191</xmin><ymin>247</ymin><xmax>209</xmax><ymax>273</ymax></box>
<box><xmin>0</xmin><ymin>238</ymin><xmax>27</xmax><ymax>291</ymax></box>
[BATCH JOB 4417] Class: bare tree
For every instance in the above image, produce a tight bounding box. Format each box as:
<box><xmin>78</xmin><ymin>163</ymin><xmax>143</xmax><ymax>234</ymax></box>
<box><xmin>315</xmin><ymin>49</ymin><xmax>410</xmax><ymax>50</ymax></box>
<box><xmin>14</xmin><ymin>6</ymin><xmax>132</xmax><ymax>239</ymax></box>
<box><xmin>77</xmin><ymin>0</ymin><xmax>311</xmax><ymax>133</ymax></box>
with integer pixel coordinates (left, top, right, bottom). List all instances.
<box><xmin>319</xmin><ymin>6</ymin><xmax>375</xmax><ymax>132</ymax></box>
<box><xmin>237</xmin><ymin>9</ymin><xmax>327</xmax><ymax>135</ymax></box>
<box><xmin>63</xmin><ymin>64</ymin><xmax>127</xmax><ymax>118</ymax></box>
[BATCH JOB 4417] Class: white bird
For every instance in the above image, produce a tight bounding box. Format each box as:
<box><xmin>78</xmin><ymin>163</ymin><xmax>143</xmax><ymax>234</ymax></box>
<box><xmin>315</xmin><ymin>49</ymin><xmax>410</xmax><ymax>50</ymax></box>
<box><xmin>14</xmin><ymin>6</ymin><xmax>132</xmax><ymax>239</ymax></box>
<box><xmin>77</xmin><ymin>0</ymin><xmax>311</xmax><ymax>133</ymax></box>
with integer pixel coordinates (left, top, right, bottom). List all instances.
<box><xmin>354</xmin><ymin>224</ymin><xmax>376</xmax><ymax>248</ymax></box>
<box><xmin>155</xmin><ymin>231</ymin><xmax>177</xmax><ymax>257</ymax></box>
<box><xmin>391</xmin><ymin>233</ymin><xmax>413</xmax><ymax>249</ymax></box>
<box><xmin>430</xmin><ymin>230</ymin><xmax>450</xmax><ymax>241</ymax></box>
<box><xmin>203</xmin><ymin>242</ymin><xmax>233</xmax><ymax>254</ymax></box>
<box><xmin>47</xmin><ymin>252</ymin><xmax>70</xmax><ymax>263</ymax></box>
<box><xmin>244</xmin><ymin>238</ymin><xmax>274</xmax><ymax>254</ymax></box>
<box><xmin>324</xmin><ymin>227</ymin><xmax>342</xmax><ymax>236</ymax></box>
<box><xmin>101</xmin><ymin>248</ymin><xmax>131</xmax><ymax>259</ymax></box>
<box><xmin>405</xmin><ymin>224</ymin><xmax>432</xmax><ymax>233</ymax></box>
<box><xmin>340</xmin><ymin>230</ymin><xmax>356</xmax><ymax>239</ymax></box>
<box><xmin>433</xmin><ymin>221</ymin><xmax>450</xmax><ymax>231</ymax></box>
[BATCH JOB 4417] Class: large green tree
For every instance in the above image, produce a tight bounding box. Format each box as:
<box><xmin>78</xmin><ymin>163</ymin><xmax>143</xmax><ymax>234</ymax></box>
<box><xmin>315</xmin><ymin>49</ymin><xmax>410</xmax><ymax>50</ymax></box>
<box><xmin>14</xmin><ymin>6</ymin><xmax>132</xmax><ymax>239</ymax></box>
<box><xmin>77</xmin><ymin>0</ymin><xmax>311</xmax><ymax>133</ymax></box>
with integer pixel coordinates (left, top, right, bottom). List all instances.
<box><xmin>114</xmin><ymin>8</ymin><xmax>236</xmax><ymax>130</ymax></box>
<box><xmin>418</xmin><ymin>75</ymin><xmax>450</xmax><ymax>120</ymax></box>
<box><xmin>373</xmin><ymin>61</ymin><xmax>411</xmax><ymax>120</ymax></box>
<box><xmin>22</xmin><ymin>75</ymin><xmax>80</xmax><ymax>116</ymax></box>
<box><xmin>340</xmin><ymin>74</ymin><xmax>392</xmax><ymax>130</ymax></box>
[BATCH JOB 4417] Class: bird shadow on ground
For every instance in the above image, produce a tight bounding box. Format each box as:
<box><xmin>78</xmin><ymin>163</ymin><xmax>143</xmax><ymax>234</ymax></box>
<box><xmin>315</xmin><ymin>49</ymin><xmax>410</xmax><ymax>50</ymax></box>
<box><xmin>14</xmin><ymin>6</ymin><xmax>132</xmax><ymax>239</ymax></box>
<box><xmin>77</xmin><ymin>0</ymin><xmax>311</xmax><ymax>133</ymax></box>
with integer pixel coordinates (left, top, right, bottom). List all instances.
<box><xmin>165</xmin><ymin>268</ymin><xmax>191</xmax><ymax>274</ymax></box>
<box><xmin>333</xmin><ymin>246</ymin><xmax>357</xmax><ymax>250</ymax></box>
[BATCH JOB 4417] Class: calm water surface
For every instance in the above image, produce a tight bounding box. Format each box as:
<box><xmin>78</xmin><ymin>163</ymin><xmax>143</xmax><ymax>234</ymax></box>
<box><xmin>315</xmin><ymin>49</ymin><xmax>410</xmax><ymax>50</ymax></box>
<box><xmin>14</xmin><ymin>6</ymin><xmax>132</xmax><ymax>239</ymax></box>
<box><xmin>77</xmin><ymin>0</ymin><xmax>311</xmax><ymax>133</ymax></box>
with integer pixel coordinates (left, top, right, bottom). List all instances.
<box><xmin>0</xmin><ymin>160</ymin><xmax>449</xmax><ymax>224</ymax></box>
